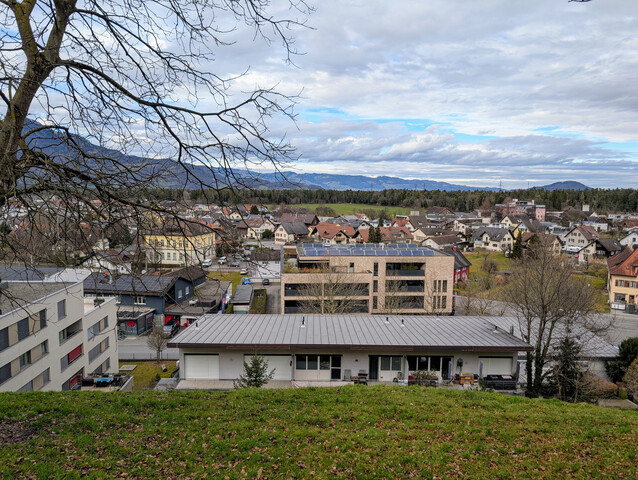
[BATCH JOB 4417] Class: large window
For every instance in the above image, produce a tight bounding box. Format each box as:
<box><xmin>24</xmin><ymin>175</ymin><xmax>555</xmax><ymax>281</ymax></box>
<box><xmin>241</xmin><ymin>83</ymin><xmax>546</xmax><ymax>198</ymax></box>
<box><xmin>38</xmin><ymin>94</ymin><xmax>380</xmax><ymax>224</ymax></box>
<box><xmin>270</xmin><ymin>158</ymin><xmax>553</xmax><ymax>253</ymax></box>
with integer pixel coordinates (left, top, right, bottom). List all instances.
<box><xmin>39</xmin><ymin>309</ymin><xmax>47</xmax><ymax>329</ymax></box>
<box><xmin>0</xmin><ymin>363</ymin><xmax>11</xmax><ymax>385</ymax></box>
<box><xmin>380</xmin><ymin>356</ymin><xmax>401</xmax><ymax>371</ymax></box>
<box><xmin>0</xmin><ymin>327</ymin><xmax>8</xmax><ymax>352</ymax></box>
<box><xmin>17</xmin><ymin>317</ymin><xmax>29</xmax><ymax>341</ymax></box>
<box><xmin>57</xmin><ymin>299</ymin><xmax>66</xmax><ymax>319</ymax></box>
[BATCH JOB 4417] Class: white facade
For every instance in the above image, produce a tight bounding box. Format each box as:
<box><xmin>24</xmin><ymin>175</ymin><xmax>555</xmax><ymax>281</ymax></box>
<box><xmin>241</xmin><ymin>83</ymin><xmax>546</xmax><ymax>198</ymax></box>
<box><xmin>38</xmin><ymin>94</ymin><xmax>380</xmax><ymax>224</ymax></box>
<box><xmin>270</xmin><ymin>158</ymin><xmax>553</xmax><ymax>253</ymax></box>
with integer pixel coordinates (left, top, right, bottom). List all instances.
<box><xmin>0</xmin><ymin>281</ymin><xmax>117</xmax><ymax>392</ymax></box>
<box><xmin>177</xmin><ymin>348</ymin><xmax>516</xmax><ymax>383</ymax></box>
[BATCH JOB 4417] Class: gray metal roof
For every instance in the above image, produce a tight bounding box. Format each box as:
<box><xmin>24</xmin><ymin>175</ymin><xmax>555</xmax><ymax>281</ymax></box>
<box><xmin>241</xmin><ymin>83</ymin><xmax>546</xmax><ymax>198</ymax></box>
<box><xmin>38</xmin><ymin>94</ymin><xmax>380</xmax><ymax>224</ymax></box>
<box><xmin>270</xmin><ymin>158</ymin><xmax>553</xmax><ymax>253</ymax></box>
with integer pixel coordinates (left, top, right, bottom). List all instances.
<box><xmin>488</xmin><ymin>317</ymin><xmax>618</xmax><ymax>359</ymax></box>
<box><xmin>231</xmin><ymin>285</ymin><xmax>253</xmax><ymax>305</ymax></box>
<box><xmin>84</xmin><ymin>272</ymin><xmax>176</xmax><ymax>296</ymax></box>
<box><xmin>169</xmin><ymin>314</ymin><xmax>533</xmax><ymax>352</ymax></box>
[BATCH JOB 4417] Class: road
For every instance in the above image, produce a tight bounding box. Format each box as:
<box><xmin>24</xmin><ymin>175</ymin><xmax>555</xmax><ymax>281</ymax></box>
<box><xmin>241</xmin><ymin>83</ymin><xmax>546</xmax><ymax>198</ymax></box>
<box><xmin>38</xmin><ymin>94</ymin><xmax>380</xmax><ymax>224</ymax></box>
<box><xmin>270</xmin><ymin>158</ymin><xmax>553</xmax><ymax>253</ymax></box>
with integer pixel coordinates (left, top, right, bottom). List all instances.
<box><xmin>117</xmin><ymin>334</ymin><xmax>179</xmax><ymax>361</ymax></box>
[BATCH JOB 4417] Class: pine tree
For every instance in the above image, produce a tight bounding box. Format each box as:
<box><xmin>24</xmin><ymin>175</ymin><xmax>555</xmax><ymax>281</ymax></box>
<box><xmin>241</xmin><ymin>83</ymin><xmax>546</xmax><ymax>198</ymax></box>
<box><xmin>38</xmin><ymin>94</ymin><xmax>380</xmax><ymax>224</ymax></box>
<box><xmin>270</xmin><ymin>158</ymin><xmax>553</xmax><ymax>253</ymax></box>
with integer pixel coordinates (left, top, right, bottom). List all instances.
<box><xmin>234</xmin><ymin>355</ymin><xmax>275</xmax><ymax>388</ymax></box>
<box><xmin>511</xmin><ymin>231</ymin><xmax>523</xmax><ymax>259</ymax></box>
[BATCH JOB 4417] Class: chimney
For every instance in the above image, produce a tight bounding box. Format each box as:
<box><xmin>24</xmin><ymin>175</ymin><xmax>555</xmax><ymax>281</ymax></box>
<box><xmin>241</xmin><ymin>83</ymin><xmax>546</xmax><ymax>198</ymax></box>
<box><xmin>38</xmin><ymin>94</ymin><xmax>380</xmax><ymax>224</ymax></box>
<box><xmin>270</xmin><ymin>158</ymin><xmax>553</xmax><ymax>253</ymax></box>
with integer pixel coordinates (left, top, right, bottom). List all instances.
<box><xmin>401</xmin><ymin>319</ymin><xmax>404</xmax><ymax>327</ymax></box>
<box><xmin>301</xmin><ymin>316</ymin><xmax>305</xmax><ymax>328</ymax></box>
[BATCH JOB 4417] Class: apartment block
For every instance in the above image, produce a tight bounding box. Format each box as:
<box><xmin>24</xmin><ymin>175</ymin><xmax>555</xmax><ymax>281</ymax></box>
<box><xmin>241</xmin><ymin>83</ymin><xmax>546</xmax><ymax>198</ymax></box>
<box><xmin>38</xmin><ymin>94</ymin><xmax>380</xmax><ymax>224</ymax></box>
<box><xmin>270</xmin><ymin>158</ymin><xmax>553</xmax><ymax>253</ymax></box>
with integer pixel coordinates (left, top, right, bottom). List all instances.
<box><xmin>0</xmin><ymin>280</ymin><xmax>117</xmax><ymax>391</ymax></box>
<box><xmin>281</xmin><ymin>244</ymin><xmax>454</xmax><ymax>315</ymax></box>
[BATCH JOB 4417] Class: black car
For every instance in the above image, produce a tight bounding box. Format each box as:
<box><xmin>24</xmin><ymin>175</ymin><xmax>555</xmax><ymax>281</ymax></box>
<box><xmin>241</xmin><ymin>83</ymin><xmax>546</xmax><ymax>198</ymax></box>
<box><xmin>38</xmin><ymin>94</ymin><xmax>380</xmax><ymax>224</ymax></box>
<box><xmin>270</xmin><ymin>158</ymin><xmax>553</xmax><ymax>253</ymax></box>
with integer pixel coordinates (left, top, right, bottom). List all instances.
<box><xmin>263</xmin><ymin>278</ymin><xmax>270</xmax><ymax>286</ymax></box>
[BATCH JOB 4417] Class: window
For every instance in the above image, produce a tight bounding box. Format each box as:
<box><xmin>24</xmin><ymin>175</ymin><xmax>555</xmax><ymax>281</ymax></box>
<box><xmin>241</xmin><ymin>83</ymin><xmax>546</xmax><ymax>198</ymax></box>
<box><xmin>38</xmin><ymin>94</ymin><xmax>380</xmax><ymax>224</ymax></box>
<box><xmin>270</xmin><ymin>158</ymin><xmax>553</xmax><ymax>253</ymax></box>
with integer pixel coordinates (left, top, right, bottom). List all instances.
<box><xmin>373</xmin><ymin>263</ymin><xmax>378</xmax><ymax>277</ymax></box>
<box><xmin>441</xmin><ymin>296</ymin><xmax>447</xmax><ymax>309</ymax></box>
<box><xmin>0</xmin><ymin>363</ymin><xmax>11</xmax><ymax>385</ymax></box>
<box><xmin>380</xmin><ymin>356</ymin><xmax>402</xmax><ymax>371</ymax></box>
<box><xmin>349</xmin><ymin>262</ymin><xmax>354</xmax><ymax>273</ymax></box>
<box><xmin>373</xmin><ymin>280</ymin><xmax>378</xmax><ymax>293</ymax></box>
<box><xmin>295</xmin><ymin>354</ymin><xmax>306</xmax><ymax>370</ymax></box>
<box><xmin>185</xmin><ymin>286</ymin><xmax>190</xmax><ymax>295</ymax></box>
<box><xmin>17</xmin><ymin>317</ymin><xmax>29</xmax><ymax>341</ymax></box>
<box><xmin>41</xmin><ymin>340</ymin><xmax>49</xmax><ymax>355</ymax></box>
<box><xmin>442</xmin><ymin>280</ymin><xmax>447</xmax><ymax>293</ymax></box>
<box><xmin>103</xmin><ymin>316</ymin><xmax>108</xmax><ymax>329</ymax></box>
<box><xmin>160</xmin><ymin>239</ymin><xmax>164</xmax><ymax>246</ymax></box>
<box><xmin>19</xmin><ymin>351</ymin><xmax>31</xmax><ymax>369</ymax></box>
<box><xmin>373</xmin><ymin>296</ymin><xmax>378</xmax><ymax>309</ymax></box>
<box><xmin>0</xmin><ymin>327</ymin><xmax>8</xmax><ymax>352</ymax></box>
<box><xmin>19</xmin><ymin>381</ymin><xmax>33</xmax><ymax>392</ymax></box>
<box><xmin>39</xmin><ymin>309</ymin><xmax>47</xmax><ymax>329</ymax></box>
<box><xmin>178</xmin><ymin>289</ymin><xmax>183</xmax><ymax>298</ymax></box>
<box><xmin>42</xmin><ymin>368</ymin><xmax>50</xmax><ymax>386</ymax></box>
<box><xmin>58</xmin><ymin>299</ymin><xmax>66</xmax><ymax>319</ymax></box>
<box><xmin>135</xmin><ymin>296</ymin><xmax>146</xmax><ymax>305</ymax></box>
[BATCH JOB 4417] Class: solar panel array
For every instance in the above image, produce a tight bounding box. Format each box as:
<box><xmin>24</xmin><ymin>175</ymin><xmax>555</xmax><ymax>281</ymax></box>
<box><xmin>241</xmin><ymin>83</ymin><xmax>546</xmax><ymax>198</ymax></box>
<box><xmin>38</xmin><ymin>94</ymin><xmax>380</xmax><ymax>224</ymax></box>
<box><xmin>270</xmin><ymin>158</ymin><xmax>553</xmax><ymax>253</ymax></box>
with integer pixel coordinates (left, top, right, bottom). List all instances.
<box><xmin>299</xmin><ymin>243</ymin><xmax>436</xmax><ymax>257</ymax></box>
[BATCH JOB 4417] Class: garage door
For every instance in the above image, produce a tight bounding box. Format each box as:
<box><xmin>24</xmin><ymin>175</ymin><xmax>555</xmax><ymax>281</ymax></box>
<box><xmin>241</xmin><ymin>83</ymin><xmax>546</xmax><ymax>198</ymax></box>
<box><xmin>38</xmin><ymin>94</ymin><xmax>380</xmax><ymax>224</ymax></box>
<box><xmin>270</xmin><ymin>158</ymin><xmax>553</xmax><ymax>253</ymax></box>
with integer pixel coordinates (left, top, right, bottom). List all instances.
<box><xmin>184</xmin><ymin>354</ymin><xmax>219</xmax><ymax>379</ymax></box>
<box><xmin>245</xmin><ymin>355</ymin><xmax>292</xmax><ymax>380</ymax></box>
<box><xmin>479</xmin><ymin>357</ymin><xmax>513</xmax><ymax>375</ymax></box>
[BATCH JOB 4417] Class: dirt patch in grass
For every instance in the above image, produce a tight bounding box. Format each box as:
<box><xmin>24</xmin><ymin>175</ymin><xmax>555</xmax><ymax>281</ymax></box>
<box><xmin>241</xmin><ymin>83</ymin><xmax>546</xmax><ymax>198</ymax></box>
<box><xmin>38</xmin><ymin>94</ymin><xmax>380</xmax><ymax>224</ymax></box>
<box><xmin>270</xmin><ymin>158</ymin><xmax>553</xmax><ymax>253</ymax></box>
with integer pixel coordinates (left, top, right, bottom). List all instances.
<box><xmin>0</xmin><ymin>416</ymin><xmax>42</xmax><ymax>446</ymax></box>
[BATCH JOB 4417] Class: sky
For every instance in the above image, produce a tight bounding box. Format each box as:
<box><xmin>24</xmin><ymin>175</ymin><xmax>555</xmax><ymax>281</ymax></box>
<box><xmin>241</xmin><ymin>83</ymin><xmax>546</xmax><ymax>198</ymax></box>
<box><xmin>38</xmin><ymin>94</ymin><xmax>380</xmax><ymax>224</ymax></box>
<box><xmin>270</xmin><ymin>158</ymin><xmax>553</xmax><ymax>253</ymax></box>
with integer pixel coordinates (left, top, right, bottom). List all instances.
<box><xmin>214</xmin><ymin>0</ymin><xmax>638</xmax><ymax>189</ymax></box>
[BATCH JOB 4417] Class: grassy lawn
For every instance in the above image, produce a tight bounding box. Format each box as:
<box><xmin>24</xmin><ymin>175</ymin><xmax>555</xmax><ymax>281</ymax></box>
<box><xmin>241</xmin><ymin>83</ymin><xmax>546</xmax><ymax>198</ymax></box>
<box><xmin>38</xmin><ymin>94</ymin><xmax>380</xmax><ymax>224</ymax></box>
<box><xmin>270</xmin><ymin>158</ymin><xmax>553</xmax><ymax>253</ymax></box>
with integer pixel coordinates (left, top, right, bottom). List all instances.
<box><xmin>119</xmin><ymin>361</ymin><xmax>177</xmax><ymax>391</ymax></box>
<box><xmin>0</xmin><ymin>387</ymin><xmax>636</xmax><ymax>479</ymax></box>
<box><xmin>270</xmin><ymin>203</ymin><xmax>414</xmax><ymax>217</ymax></box>
<box><xmin>207</xmin><ymin>270</ymin><xmax>242</xmax><ymax>293</ymax></box>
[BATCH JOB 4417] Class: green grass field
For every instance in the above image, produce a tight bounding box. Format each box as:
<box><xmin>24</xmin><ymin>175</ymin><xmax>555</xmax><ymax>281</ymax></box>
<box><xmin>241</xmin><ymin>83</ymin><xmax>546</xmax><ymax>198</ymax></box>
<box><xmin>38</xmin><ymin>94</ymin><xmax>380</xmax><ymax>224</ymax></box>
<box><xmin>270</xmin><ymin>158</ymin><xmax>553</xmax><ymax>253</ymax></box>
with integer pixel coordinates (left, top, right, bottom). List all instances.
<box><xmin>270</xmin><ymin>203</ymin><xmax>415</xmax><ymax>217</ymax></box>
<box><xmin>207</xmin><ymin>270</ymin><xmax>242</xmax><ymax>293</ymax></box>
<box><xmin>118</xmin><ymin>361</ymin><xmax>177</xmax><ymax>391</ymax></box>
<box><xmin>0</xmin><ymin>387</ymin><xmax>636</xmax><ymax>479</ymax></box>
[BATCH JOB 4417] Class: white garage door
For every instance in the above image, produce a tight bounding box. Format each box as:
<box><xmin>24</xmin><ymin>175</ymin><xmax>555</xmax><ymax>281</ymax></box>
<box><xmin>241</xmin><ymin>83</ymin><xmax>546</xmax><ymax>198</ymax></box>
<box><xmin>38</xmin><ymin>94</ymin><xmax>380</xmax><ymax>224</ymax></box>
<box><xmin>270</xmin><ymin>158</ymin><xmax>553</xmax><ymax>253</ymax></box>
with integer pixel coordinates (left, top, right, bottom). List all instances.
<box><xmin>480</xmin><ymin>357</ymin><xmax>513</xmax><ymax>375</ymax></box>
<box><xmin>184</xmin><ymin>354</ymin><xmax>219</xmax><ymax>379</ymax></box>
<box><xmin>245</xmin><ymin>355</ymin><xmax>292</xmax><ymax>380</ymax></box>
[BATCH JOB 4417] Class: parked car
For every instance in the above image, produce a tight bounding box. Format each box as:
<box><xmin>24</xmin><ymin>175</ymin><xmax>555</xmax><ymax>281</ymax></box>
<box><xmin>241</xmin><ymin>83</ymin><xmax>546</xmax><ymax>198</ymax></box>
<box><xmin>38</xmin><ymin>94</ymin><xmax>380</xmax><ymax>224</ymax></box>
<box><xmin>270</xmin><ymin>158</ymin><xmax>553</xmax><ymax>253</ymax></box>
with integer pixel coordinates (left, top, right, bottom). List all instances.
<box><xmin>263</xmin><ymin>278</ymin><xmax>270</xmax><ymax>286</ymax></box>
<box><xmin>218</xmin><ymin>257</ymin><xmax>227</xmax><ymax>265</ymax></box>
<box><xmin>162</xmin><ymin>319</ymin><xmax>180</xmax><ymax>337</ymax></box>
<box><xmin>230</xmin><ymin>261</ymin><xmax>240</xmax><ymax>267</ymax></box>
<box><xmin>201</xmin><ymin>259</ymin><xmax>212</xmax><ymax>268</ymax></box>
<box><xmin>240</xmin><ymin>268</ymin><xmax>249</xmax><ymax>275</ymax></box>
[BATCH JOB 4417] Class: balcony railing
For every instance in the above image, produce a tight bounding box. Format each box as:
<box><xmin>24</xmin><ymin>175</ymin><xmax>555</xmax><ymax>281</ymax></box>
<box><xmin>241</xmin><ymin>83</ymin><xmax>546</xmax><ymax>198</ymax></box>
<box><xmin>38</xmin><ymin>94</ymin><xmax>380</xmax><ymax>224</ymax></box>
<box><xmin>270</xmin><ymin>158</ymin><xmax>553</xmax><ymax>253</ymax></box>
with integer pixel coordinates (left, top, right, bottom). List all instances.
<box><xmin>386</xmin><ymin>269</ymin><xmax>425</xmax><ymax>277</ymax></box>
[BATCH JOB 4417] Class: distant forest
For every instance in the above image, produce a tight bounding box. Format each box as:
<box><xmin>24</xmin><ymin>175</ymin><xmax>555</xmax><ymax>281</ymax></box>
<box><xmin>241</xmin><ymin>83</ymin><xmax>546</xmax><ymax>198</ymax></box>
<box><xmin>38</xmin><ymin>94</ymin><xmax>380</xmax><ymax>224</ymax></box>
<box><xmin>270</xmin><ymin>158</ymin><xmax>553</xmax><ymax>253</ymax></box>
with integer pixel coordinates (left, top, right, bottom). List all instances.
<box><xmin>148</xmin><ymin>188</ymin><xmax>638</xmax><ymax>214</ymax></box>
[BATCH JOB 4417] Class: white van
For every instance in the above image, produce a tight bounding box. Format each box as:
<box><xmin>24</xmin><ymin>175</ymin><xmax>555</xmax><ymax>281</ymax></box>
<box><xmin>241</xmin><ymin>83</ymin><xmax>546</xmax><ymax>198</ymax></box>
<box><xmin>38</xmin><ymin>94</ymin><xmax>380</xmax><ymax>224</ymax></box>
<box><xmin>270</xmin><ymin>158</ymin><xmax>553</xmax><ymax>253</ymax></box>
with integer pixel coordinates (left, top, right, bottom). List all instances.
<box><xmin>218</xmin><ymin>256</ymin><xmax>227</xmax><ymax>265</ymax></box>
<box><xmin>201</xmin><ymin>259</ymin><xmax>212</xmax><ymax>268</ymax></box>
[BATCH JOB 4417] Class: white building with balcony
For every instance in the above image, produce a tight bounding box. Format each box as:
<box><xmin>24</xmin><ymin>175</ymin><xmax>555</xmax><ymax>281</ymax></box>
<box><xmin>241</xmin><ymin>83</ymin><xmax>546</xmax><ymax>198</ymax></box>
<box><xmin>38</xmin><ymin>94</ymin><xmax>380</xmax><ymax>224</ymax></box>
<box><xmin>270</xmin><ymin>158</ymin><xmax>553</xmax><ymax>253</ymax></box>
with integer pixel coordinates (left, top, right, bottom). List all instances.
<box><xmin>0</xmin><ymin>280</ymin><xmax>117</xmax><ymax>391</ymax></box>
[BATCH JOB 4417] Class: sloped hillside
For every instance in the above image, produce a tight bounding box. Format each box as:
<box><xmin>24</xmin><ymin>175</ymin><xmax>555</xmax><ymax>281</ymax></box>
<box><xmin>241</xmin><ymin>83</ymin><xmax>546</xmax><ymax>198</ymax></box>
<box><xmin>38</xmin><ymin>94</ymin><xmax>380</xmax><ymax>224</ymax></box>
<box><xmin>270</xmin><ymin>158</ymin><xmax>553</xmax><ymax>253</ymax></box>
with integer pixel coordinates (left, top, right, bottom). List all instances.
<box><xmin>0</xmin><ymin>386</ymin><xmax>636</xmax><ymax>479</ymax></box>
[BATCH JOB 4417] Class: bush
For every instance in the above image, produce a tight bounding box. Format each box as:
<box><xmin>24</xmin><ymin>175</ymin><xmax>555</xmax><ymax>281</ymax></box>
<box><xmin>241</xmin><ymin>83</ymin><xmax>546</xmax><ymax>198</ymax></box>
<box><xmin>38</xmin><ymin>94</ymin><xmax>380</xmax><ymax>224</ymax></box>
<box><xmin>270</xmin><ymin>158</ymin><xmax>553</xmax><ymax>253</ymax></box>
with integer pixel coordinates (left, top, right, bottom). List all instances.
<box><xmin>579</xmin><ymin>373</ymin><xmax>618</xmax><ymax>402</ymax></box>
<box><xmin>622</xmin><ymin>359</ymin><xmax>638</xmax><ymax>401</ymax></box>
<box><xmin>249</xmin><ymin>289</ymin><xmax>267</xmax><ymax>314</ymax></box>
<box><xmin>482</xmin><ymin>258</ymin><xmax>498</xmax><ymax>274</ymax></box>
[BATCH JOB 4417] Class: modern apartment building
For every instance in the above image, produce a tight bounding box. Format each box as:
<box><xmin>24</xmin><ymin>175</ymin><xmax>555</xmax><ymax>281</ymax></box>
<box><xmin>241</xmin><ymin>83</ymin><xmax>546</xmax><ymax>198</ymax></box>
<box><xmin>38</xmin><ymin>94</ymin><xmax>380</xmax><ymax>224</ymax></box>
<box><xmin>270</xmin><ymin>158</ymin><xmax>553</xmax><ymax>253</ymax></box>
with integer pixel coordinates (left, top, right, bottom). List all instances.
<box><xmin>0</xmin><ymin>280</ymin><xmax>117</xmax><ymax>391</ymax></box>
<box><xmin>281</xmin><ymin>243</ymin><xmax>455</xmax><ymax>315</ymax></box>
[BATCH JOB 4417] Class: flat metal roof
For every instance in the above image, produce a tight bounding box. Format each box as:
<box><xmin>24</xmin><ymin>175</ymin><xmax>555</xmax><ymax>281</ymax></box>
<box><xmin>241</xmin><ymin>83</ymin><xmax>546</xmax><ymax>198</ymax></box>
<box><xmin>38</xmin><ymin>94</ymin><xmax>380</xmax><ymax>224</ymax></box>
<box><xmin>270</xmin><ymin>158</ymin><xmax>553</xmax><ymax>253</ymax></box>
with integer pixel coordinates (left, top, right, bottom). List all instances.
<box><xmin>297</xmin><ymin>243</ymin><xmax>446</xmax><ymax>258</ymax></box>
<box><xmin>169</xmin><ymin>314</ymin><xmax>533</xmax><ymax>352</ymax></box>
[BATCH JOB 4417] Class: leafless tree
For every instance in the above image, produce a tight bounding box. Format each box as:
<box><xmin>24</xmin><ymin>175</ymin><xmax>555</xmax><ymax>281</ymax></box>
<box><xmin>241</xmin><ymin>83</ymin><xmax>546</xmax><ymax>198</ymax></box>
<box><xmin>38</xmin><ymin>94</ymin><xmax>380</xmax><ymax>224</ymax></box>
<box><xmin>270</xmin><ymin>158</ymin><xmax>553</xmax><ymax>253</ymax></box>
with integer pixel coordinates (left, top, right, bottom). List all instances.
<box><xmin>504</xmin><ymin>236</ymin><xmax>600</xmax><ymax>397</ymax></box>
<box><xmin>457</xmin><ymin>275</ymin><xmax>506</xmax><ymax>316</ymax></box>
<box><xmin>0</xmin><ymin>0</ymin><xmax>310</xmax><ymax>277</ymax></box>
<box><xmin>297</xmin><ymin>269</ymin><xmax>369</xmax><ymax>315</ymax></box>
<box><xmin>146</xmin><ymin>326</ymin><xmax>169</xmax><ymax>363</ymax></box>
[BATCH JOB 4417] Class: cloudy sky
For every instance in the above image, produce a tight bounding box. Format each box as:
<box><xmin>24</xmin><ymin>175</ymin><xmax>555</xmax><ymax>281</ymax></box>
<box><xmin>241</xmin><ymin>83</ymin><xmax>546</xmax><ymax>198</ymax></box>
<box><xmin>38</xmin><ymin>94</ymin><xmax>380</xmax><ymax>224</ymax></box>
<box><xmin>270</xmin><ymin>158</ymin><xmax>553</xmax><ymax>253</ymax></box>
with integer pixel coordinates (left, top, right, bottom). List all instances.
<box><xmin>216</xmin><ymin>0</ymin><xmax>638</xmax><ymax>189</ymax></box>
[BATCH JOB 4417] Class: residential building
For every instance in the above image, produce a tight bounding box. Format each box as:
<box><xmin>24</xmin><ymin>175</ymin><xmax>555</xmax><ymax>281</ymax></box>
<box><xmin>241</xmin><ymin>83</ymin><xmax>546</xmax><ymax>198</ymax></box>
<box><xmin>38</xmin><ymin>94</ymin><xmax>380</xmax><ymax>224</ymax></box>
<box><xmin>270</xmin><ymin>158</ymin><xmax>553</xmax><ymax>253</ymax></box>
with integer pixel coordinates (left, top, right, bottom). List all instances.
<box><xmin>168</xmin><ymin>314</ymin><xmax>532</xmax><ymax>386</ymax></box>
<box><xmin>471</xmin><ymin>227</ymin><xmax>514</xmax><ymax>252</ymax></box>
<box><xmin>236</xmin><ymin>216</ymin><xmax>276</xmax><ymax>240</ymax></box>
<box><xmin>441</xmin><ymin>247</ymin><xmax>472</xmax><ymax>285</ymax></box>
<box><xmin>563</xmin><ymin>225</ymin><xmax>600</xmax><ymax>253</ymax></box>
<box><xmin>421</xmin><ymin>234</ymin><xmax>466</xmax><ymax>250</ymax></box>
<box><xmin>619</xmin><ymin>230</ymin><xmax>638</xmax><ymax>248</ymax></box>
<box><xmin>281</xmin><ymin>243</ymin><xmax>454</xmax><ymax>315</ymax></box>
<box><xmin>607</xmin><ymin>246</ymin><xmax>638</xmax><ymax>312</ymax></box>
<box><xmin>274</xmin><ymin>222</ymin><xmax>310</xmax><ymax>245</ymax></box>
<box><xmin>83</xmin><ymin>267</ymin><xmax>206</xmax><ymax>329</ymax></box>
<box><xmin>144</xmin><ymin>220</ymin><xmax>218</xmax><ymax>267</ymax></box>
<box><xmin>496</xmin><ymin>199</ymin><xmax>546</xmax><ymax>222</ymax></box>
<box><xmin>0</xmin><ymin>280</ymin><xmax>117</xmax><ymax>391</ymax></box>
<box><xmin>310</xmin><ymin>222</ymin><xmax>357</xmax><ymax>244</ymax></box>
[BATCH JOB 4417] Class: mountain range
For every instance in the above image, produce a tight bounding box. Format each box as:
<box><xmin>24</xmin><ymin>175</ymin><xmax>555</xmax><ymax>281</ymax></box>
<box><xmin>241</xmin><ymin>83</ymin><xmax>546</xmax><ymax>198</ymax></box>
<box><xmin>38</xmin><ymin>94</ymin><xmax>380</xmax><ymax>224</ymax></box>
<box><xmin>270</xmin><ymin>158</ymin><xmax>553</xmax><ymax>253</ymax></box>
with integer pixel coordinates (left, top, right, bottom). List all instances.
<box><xmin>22</xmin><ymin>119</ymin><xmax>590</xmax><ymax>192</ymax></box>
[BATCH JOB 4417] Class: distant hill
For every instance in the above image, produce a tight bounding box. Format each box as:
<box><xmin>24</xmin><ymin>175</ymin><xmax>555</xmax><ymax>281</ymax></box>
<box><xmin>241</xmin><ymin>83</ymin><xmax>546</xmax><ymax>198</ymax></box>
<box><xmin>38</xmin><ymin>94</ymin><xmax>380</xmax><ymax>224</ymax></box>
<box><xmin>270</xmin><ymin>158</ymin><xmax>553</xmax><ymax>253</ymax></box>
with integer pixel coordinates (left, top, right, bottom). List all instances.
<box><xmin>534</xmin><ymin>181</ymin><xmax>590</xmax><ymax>191</ymax></box>
<box><xmin>256</xmin><ymin>172</ymin><xmax>501</xmax><ymax>192</ymax></box>
<box><xmin>20</xmin><ymin>118</ymin><xmax>504</xmax><ymax>192</ymax></box>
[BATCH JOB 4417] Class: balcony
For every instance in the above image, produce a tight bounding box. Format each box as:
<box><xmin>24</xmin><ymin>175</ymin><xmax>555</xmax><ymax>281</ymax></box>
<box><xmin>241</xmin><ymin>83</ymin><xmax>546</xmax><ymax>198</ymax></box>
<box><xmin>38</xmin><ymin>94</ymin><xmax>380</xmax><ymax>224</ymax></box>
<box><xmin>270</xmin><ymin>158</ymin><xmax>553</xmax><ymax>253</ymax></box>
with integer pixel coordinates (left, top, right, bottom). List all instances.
<box><xmin>385</xmin><ymin>263</ymin><xmax>425</xmax><ymax>277</ymax></box>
